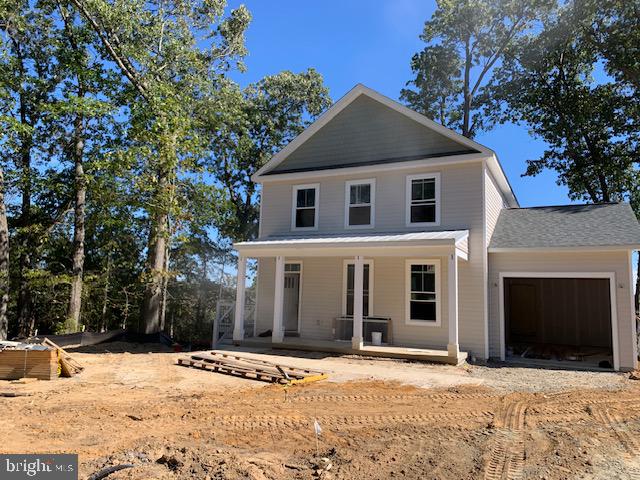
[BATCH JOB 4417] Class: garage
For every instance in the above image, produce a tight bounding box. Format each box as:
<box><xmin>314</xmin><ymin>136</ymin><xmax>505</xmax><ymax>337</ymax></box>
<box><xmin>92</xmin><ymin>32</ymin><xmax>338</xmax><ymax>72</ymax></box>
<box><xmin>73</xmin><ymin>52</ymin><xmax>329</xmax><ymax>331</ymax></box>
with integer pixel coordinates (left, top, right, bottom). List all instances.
<box><xmin>503</xmin><ymin>276</ymin><xmax>614</xmax><ymax>369</ymax></box>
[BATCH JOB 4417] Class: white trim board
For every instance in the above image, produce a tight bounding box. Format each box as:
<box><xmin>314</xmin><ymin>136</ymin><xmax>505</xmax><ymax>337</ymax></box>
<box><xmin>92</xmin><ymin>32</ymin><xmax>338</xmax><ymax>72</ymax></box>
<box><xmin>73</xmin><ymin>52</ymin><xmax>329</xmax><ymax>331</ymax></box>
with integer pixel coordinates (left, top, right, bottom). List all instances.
<box><xmin>405</xmin><ymin>172</ymin><xmax>441</xmax><ymax>228</ymax></box>
<box><xmin>490</xmin><ymin>246</ymin><xmax>640</xmax><ymax>253</ymax></box>
<box><xmin>344</xmin><ymin>178</ymin><xmax>376</xmax><ymax>229</ymax></box>
<box><xmin>405</xmin><ymin>258</ymin><xmax>442</xmax><ymax>327</ymax></box>
<box><xmin>252</xmin><ymin>84</ymin><xmax>518</xmax><ymax>207</ymax></box>
<box><xmin>291</xmin><ymin>183</ymin><xmax>320</xmax><ymax>232</ymax></box>
<box><xmin>257</xmin><ymin>152</ymin><xmax>487</xmax><ymax>183</ymax></box>
<box><xmin>498</xmin><ymin>271</ymin><xmax>620</xmax><ymax>371</ymax></box>
<box><xmin>627</xmin><ymin>251</ymin><xmax>638</xmax><ymax>364</ymax></box>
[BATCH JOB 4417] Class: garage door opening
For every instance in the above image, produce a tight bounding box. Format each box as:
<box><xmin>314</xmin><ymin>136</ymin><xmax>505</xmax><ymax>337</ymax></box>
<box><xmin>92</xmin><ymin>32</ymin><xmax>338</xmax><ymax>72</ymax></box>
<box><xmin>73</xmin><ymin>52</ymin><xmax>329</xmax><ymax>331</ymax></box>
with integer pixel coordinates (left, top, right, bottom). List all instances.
<box><xmin>503</xmin><ymin>277</ymin><xmax>614</xmax><ymax>370</ymax></box>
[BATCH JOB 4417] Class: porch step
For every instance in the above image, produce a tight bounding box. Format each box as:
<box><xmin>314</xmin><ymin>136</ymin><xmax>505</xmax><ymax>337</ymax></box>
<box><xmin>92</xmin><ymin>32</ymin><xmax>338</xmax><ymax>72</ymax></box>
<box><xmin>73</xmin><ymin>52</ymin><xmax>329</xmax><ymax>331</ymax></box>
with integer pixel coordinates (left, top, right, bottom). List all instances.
<box><xmin>239</xmin><ymin>337</ymin><xmax>467</xmax><ymax>366</ymax></box>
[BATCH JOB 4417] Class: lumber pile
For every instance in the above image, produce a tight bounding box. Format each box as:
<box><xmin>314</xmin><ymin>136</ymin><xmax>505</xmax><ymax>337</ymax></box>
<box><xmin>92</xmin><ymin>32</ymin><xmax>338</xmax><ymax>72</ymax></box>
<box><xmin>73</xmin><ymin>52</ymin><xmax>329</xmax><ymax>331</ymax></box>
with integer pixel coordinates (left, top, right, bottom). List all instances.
<box><xmin>177</xmin><ymin>351</ymin><xmax>327</xmax><ymax>385</ymax></box>
<box><xmin>42</xmin><ymin>338</ymin><xmax>84</xmax><ymax>377</ymax></box>
<box><xmin>0</xmin><ymin>338</ymin><xmax>84</xmax><ymax>381</ymax></box>
<box><xmin>0</xmin><ymin>346</ymin><xmax>58</xmax><ymax>380</ymax></box>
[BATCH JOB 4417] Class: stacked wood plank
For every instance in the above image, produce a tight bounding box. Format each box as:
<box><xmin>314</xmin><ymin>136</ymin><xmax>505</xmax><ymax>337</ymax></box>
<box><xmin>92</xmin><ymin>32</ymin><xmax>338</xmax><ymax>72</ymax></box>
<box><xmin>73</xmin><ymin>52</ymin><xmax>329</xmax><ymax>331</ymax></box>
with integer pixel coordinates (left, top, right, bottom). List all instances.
<box><xmin>0</xmin><ymin>348</ymin><xmax>58</xmax><ymax>380</ymax></box>
<box><xmin>177</xmin><ymin>351</ymin><xmax>328</xmax><ymax>385</ymax></box>
<box><xmin>42</xmin><ymin>338</ymin><xmax>84</xmax><ymax>377</ymax></box>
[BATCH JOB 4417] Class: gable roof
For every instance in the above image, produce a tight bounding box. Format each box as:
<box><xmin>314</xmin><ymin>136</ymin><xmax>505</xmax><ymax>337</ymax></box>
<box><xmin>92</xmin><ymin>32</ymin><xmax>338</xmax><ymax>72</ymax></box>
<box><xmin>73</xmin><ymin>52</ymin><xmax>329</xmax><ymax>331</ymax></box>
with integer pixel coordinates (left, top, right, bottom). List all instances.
<box><xmin>489</xmin><ymin>202</ymin><xmax>640</xmax><ymax>251</ymax></box>
<box><xmin>267</xmin><ymin>93</ymin><xmax>478</xmax><ymax>174</ymax></box>
<box><xmin>253</xmin><ymin>84</ymin><xmax>518</xmax><ymax>207</ymax></box>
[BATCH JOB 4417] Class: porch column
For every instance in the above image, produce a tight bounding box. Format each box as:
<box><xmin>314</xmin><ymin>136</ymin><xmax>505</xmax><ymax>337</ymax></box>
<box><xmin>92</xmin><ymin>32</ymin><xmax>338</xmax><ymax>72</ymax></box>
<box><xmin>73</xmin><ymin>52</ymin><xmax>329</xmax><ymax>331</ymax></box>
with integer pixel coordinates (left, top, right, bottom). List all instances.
<box><xmin>272</xmin><ymin>255</ymin><xmax>285</xmax><ymax>343</ymax></box>
<box><xmin>448</xmin><ymin>253</ymin><xmax>459</xmax><ymax>357</ymax></box>
<box><xmin>352</xmin><ymin>255</ymin><xmax>364</xmax><ymax>350</ymax></box>
<box><xmin>233</xmin><ymin>256</ymin><xmax>247</xmax><ymax>343</ymax></box>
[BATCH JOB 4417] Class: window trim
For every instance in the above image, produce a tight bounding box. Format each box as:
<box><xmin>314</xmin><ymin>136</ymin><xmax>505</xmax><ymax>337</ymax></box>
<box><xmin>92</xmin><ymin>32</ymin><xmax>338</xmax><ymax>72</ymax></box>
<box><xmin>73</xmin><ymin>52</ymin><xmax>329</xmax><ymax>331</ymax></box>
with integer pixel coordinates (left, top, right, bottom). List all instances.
<box><xmin>342</xmin><ymin>259</ymin><xmax>374</xmax><ymax>317</ymax></box>
<box><xmin>291</xmin><ymin>183</ymin><xmax>320</xmax><ymax>231</ymax></box>
<box><xmin>405</xmin><ymin>259</ymin><xmax>441</xmax><ymax>327</ymax></box>
<box><xmin>405</xmin><ymin>173</ymin><xmax>441</xmax><ymax>227</ymax></box>
<box><xmin>344</xmin><ymin>178</ymin><xmax>376</xmax><ymax>229</ymax></box>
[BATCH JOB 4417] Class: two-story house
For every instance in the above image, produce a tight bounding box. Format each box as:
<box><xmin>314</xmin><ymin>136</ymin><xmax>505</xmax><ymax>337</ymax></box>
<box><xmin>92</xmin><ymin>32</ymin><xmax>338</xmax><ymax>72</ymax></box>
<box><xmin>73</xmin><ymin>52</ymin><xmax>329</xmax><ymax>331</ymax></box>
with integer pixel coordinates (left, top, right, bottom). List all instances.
<box><xmin>232</xmin><ymin>84</ymin><xmax>640</xmax><ymax>372</ymax></box>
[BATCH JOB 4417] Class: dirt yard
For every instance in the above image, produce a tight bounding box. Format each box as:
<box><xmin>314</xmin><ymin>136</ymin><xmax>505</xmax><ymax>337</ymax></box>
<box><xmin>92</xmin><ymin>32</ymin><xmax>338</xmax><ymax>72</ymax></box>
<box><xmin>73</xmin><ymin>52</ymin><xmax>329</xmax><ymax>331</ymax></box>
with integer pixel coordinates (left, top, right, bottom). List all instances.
<box><xmin>2</xmin><ymin>343</ymin><xmax>640</xmax><ymax>479</ymax></box>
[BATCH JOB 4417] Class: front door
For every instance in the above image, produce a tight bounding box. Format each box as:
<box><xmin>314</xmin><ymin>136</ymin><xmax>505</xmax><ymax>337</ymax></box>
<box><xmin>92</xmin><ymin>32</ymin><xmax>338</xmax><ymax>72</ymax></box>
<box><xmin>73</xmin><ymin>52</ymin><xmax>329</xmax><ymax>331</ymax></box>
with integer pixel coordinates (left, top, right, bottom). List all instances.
<box><xmin>283</xmin><ymin>266</ymin><xmax>300</xmax><ymax>333</ymax></box>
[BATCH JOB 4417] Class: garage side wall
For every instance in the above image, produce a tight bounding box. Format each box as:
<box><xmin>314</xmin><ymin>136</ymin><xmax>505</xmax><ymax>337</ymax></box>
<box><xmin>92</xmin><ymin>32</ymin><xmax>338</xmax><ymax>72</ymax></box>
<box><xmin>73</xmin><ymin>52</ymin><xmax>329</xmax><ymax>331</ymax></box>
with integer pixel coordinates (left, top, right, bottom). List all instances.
<box><xmin>488</xmin><ymin>251</ymin><xmax>636</xmax><ymax>371</ymax></box>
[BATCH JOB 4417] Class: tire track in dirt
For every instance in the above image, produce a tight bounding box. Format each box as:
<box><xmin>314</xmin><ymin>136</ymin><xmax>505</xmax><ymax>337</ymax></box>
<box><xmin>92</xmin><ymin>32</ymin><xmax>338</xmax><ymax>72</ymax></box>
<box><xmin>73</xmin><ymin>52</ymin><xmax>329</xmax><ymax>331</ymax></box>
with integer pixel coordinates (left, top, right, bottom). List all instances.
<box><xmin>217</xmin><ymin>410</ymin><xmax>493</xmax><ymax>431</ymax></box>
<box><xmin>289</xmin><ymin>392</ymin><xmax>496</xmax><ymax>404</ymax></box>
<box><xmin>483</xmin><ymin>400</ymin><xmax>527</xmax><ymax>480</ymax></box>
<box><xmin>527</xmin><ymin>398</ymin><xmax>640</xmax><ymax>426</ymax></box>
<box><xmin>592</xmin><ymin>406</ymin><xmax>640</xmax><ymax>479</ymax></box>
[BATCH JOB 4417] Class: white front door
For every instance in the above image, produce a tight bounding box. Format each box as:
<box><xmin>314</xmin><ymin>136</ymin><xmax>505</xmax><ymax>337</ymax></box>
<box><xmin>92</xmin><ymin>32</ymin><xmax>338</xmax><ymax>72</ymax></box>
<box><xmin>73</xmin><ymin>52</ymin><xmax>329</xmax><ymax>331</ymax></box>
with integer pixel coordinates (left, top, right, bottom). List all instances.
<box><xmin>283</xmin><ymin>264</ymin><xmax>301</xmax><ymax>332</ymax></box>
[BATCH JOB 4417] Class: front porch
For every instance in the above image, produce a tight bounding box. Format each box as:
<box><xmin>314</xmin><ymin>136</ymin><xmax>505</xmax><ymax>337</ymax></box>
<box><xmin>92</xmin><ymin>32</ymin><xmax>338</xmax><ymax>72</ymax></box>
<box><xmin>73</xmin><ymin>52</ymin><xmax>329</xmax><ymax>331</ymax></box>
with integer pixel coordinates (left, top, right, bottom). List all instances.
<box><xmin>237</xmin><ymin>336</ymin><xmax>467</xmax><ymax>365</ymax></box>
<box><xmin>232</xmin><ymin>230</ymin><xmax>470</xmax><ymax>366</ymax></box>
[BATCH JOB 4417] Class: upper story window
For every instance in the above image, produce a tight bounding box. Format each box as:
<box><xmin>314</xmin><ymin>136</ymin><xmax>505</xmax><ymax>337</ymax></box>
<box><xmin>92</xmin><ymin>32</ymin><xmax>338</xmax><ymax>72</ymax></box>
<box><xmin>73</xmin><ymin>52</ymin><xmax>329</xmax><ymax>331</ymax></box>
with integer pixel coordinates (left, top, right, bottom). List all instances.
<box><xmin>406</xmin><ymin>173</ymin><xmax>440</xmax><ymax>226</ymax></box>
<box><xmin>345</xmin><ymin>179</ymin><xmax>375</xmax><ymax>228</ymax></box>
<box><xmin>291</xmin><ymin>183</ymin><xmax>319</xmax><ymax>230</ymax></box>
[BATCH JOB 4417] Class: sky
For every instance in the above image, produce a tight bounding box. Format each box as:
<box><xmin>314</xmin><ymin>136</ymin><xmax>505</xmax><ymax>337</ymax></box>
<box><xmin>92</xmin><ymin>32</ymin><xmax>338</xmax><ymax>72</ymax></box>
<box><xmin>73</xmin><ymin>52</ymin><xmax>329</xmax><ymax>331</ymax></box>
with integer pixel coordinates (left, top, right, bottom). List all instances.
<box><xmin>226</xmin><ymin>0</ymin><xmax>573</xmax><ymax>208</ymax></box>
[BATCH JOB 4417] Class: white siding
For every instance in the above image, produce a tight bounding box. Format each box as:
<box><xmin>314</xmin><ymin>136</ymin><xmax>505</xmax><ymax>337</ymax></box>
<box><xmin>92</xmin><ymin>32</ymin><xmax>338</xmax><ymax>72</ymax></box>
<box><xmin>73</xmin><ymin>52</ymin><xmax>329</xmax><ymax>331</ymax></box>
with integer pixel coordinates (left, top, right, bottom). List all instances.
<box><xmin>256</xmin><ymin>255</ymin><xmax>451</xmax><ymax>348</ymax></box>
<box><xmin>260</xmin><ymin>162</ymin><xmax>482</xmax><ymax>236</ymax></box>
<box><xmin>484</xmin><ymin>169</ymin><xmax>504</xmax><ymax>245</ymax></box>
<box><xmin>257</xmin><ymin>162</ymin><xmax>488</xmax><ymax>358</ymax></box>
<box><xmin>488</xmin><ymin>251</ymin><xmax>636</xmax><ymax>370</ymax></box>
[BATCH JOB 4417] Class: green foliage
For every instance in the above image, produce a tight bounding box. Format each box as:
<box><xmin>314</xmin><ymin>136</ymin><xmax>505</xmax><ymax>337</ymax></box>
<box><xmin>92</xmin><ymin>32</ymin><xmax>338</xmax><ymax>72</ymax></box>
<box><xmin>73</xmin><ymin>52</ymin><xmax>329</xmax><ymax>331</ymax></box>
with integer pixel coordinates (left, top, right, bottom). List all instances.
<box><xmin>203</xmin><ymin>69</ymin><xmax>331</xmax><ymax>241</ymax></box>
<box><xmin>0</xmin><ymin>0</ymin><xmax>328</xmax><ymax>341</ymax></box>
<box><xmin>402</xmin><ymin>0</ymin><xmax>554</xmax><ymax>137</ymax></box>
<box><xmin>490</xmin><ymin>1</ymin><xmax>640</xmax><ymax>207</ymax></box>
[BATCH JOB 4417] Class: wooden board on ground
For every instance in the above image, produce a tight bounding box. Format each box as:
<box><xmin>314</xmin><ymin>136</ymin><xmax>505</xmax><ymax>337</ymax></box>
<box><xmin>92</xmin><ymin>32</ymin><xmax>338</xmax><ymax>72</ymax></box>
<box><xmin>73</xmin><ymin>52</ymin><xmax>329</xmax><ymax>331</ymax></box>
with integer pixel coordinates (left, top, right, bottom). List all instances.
<box><xmin>177</xmin><ymin>351</ymin><xmax>327</xmax><ymax>385</ymax></box>
<box><xmin>42</xmin><ymin>338</ymin><xmax>84</xmax><ymax>377</ymax></box>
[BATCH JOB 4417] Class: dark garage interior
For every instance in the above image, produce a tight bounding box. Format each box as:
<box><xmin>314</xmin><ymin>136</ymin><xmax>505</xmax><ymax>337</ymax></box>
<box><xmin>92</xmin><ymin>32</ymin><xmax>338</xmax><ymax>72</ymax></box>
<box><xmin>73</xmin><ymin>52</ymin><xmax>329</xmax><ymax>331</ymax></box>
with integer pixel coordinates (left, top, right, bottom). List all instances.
<box><xmin>504</xmin><ymin>277</ymin><xmax>614</xmax><ymax>369</ymax></box>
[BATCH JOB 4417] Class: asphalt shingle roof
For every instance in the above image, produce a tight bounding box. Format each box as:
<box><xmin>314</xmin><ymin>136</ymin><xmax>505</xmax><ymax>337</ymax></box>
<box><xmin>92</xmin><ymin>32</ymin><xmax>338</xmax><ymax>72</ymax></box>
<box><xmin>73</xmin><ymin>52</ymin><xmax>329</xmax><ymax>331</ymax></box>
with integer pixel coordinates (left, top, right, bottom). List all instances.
<box><xmin>489</xmin><ymin>202</ymin><xmax>640</xmax><ymax>249</ymax></box>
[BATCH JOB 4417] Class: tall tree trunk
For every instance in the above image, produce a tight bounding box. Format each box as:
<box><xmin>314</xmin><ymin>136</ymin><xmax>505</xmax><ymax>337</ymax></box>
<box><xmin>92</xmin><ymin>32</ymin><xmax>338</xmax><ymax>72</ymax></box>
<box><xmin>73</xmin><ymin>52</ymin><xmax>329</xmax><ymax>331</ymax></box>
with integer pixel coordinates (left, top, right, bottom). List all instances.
<box><xmin>159</xmin><ymin>236</ymin><xmax>169</xmax><ymax>332</ymax></box>
<box><xmin>66</xmin><ymin>110</ymin><xmax>86</xmax><ymax>332</ymax></box>
<box><xmin>141</xmin><ymin>132</ymin><xmax>176</xmax><ymax>334</ymax></box>
<box><xmin>17</xmin><ymin>133</ymin><xmax>34</xmax><ymax>337</ymax></box>
<box><xmin>462</xmin><ymin>37</ymin><xmax>472</xmax><ymax>138</ymax></box>
<box><xmin>0</xmin><ymin>168</ymin><xmax>9</xmax><ymax>340</ymax></box>
<box><xmin>141</xmin><ymin>207</ymin><xmax>168</xmax><ymax>334</ymax></box>
<box><xmin>100</xmin><ymin>253</ymin><xmax>112</xmax><ymax>333</ymax></box>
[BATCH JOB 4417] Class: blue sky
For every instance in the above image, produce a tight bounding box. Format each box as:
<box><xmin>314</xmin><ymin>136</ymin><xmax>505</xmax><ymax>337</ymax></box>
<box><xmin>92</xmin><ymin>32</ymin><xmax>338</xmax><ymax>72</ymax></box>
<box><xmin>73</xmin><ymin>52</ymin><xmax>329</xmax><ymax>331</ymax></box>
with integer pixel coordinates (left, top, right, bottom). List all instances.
<box><xmin>227</xmin><ymin>0</ymin><xmax>572</xmax><ymax>208</ymax></box>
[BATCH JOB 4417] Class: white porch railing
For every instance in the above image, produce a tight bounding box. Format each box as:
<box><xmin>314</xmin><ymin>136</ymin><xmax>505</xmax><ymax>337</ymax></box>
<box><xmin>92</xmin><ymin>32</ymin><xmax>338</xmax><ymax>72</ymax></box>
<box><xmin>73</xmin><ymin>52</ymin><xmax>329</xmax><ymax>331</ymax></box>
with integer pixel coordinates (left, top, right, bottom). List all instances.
<box><xmin>212</xmin><ymin>300</ymin><xmax>255</xmax><ymax>347</ymax></box>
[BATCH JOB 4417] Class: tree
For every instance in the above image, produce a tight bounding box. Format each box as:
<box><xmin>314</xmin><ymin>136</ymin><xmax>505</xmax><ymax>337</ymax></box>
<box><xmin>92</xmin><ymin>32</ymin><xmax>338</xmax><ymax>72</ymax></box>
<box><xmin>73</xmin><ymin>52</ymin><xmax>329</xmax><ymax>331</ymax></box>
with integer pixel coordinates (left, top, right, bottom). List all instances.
<box><xmin>205</xmin><ymin>70</ymin><xmax>331</xmax><ymax>242</ymax></box>
<box><xmin>67</xmin><ymin>0</ymin><xmax>251</xmax><ymax>333</ymax></box>
<box><xmin>401</xmin><ymin>0</ymin><xmax>553</xmax><ymax>138</ymax></box>
<box><xmin>491</xmin><ymin>1</ymin><xmax>639</xmax><ymax>203</ymax></box>
<box><xmin>51</xmin><ymin>1</ymin><xmax>116</xmax><ymax>332</ymax></box>
<box><xmin>582</xmin><ymin>0</ymin><xmax>640</xmax><ymax>92</ymax></box>
<box><xmin>491</xmin><ymin>1</ymin><xmax>640</xmax><ymax>314</ymax></box>
<box><xmin>0</xmin><ymin>167</ymin><xmax>8</xmax><ymax>340</ymax></box>
<box><xmin>0</xmin><ymin>0</ymin><xmax>69</xmax><ymax>336</ymax></box>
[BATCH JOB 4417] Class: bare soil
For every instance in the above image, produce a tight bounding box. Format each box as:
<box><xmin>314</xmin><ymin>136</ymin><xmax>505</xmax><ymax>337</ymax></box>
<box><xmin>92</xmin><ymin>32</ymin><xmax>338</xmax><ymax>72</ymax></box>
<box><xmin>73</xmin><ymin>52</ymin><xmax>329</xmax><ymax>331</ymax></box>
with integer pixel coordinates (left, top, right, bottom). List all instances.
<box><xmin>1</xmin><ymin>344</ymin><xmax>640</xmax><ymax>479</ymax></box>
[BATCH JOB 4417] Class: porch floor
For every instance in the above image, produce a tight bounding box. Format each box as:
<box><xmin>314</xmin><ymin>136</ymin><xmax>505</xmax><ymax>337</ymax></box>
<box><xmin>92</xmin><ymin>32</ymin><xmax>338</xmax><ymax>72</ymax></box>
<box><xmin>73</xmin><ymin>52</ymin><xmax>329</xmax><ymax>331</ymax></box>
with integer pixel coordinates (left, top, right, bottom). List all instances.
<box><xmin>236</xmin><ymin>337</ymin><xmax>467</xmax><ymax>366</ymax></box>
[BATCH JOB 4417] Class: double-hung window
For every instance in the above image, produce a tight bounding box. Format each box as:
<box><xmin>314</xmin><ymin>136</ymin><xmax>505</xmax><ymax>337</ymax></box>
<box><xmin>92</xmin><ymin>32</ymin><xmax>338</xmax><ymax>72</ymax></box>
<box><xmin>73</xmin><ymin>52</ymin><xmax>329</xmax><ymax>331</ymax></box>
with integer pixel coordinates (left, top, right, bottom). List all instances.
<box><xmin>345</xmin><ymin>179</ymin><xmax>375</xmax><ymax>228</ymax></box>
<box><xmin>406</xmin><ymin>173</ymin><xmax>440</xmax><ymax>226</ymax></box>
<box><xmin>292</xmin><ymin>184</ymin><xmax>319</xmax><ymax>230</ymax></box>
<box><xmin>406</xmin><ymin>259</ymin><xmax>440</xmax><ymax>326</ymax></box>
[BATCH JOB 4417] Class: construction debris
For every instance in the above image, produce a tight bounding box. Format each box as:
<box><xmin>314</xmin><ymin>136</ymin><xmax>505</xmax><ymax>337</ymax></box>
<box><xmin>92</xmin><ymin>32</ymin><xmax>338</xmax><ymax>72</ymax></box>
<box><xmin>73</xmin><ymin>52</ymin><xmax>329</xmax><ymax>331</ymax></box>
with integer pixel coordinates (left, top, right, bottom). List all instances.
<box><xmin>0</xmin><ymin>337</ymin><xmax>84</xmax><ymax>381</ymax></box>
<box><xmin>177</xmin><ymin>351</ymin><xmax>328</xmax><ymax>385</ymax></box>
<box><xmin>42</xmin><ymin>338</ymin><xmax>84</xmax><ymax>377</ymax></box>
